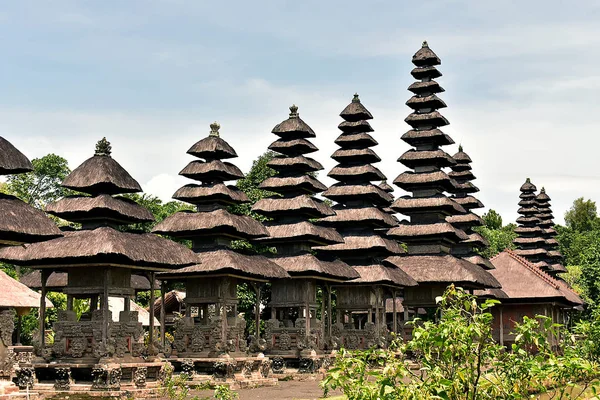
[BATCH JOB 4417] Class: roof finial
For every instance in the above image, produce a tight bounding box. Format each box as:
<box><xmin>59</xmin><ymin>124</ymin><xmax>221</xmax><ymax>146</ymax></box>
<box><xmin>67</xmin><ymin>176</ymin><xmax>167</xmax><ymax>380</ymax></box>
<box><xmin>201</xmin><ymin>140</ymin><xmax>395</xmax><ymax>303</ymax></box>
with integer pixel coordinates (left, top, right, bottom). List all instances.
<box><xmin>95</xmin><ymin>137</ymin><xmax>112</xmax><ymax>157</ymax></box>
<box><xmin>352</xmin><ymin>93</ymin><xmax>360</xmax><ymax>103</ymax></box>
<box><xmin>458</xmin><ymin>144</ymin><xmax>463</xmax><ymax>152</ymax></box>
<box><xmin>422</xmin><ymin>40</ymin><xmax>429</xmax><ymax>48</ymax></box>
<box><xmin>289</xmin><ymin>104</ymin><xmax>299</xmax><ymax>118</ymax></box>
<box><xmin>209</xmin><ymin>121</ymin><xmax>221</xmax><ymax>137</ymax></box>
<box><xmin>526</xmin><ymin>178</ymin><xmax>531</xmax><ymax>183</ymax></box>
<box><xmin>541</xmin><ymin>187</ymin><xmax>546</xmax><ymax>193</ymax></box>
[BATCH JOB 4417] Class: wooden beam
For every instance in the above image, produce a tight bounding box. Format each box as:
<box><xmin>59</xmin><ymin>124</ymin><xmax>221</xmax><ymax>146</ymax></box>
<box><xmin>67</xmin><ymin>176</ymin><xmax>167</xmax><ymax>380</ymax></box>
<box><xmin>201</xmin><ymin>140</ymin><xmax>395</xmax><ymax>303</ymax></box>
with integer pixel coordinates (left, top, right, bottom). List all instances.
<box><xmin>39</xmin><ymin>269</ymin><xmax>50</xmax><ymax>349</ymax></box>
<box><xmin>160</xmin><ymin>281</ymin><xmax>166</xmax><ymax>349</ymax></box>
<box><xmin>149</xmin><ymin>272</ymin><xmax>156</xmax><ymax>355</ymax></box>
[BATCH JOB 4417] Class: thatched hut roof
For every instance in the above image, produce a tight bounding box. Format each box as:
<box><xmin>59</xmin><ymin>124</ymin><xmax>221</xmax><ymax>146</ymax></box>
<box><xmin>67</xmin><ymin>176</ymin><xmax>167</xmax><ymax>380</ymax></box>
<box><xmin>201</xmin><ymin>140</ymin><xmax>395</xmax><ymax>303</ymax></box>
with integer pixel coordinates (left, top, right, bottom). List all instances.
<box><xmin>0</xmin><ymin>270</ymin><xmax>53</xmax><ymax>309</ymax></box>
<box><xmin>339</xmin><ymin>94</ymin><xmax>374</xmax><ymax>121</ymax></box>
<box><xmin>267</xmin><ymin>155</ymin><xmax>323</xmax><ymax>173</ymax></box>
<box><xmin>464</xmin><ymin>254</ymin><xmax>495</xmax><ymax>270</ymax></box>
<box><xmin>411</xmin><ymin>65</ymin><xmax>442</xmax><ymax>80</ymax></box>
<box><xmin>338</xmin><ymin>120</ymin><xmax>374</xmax><ymax>134</ymax></box>
<box><xmin>398</xmin><ymin>149</ymin><xmax>455</xmax><ymax>168</ymax></box>
<box><xmin>252</xmin><ymin>196</ymin><xmax>334</xmax><ymax>218</ymax></box>
<box><xmin>271</xmin><ymin>253</ymin><xmax>359</xmax><ymax>280</ymax></box>
<box><xmin>408</xmin><ymin>80</ymin><xmax>444</xmax><ymax>95</ymax></box>
<box><xmin>152</xmin><ymin>209</ymin><xmax>268</xmax><ymax>239</ymax></box>
<box><xmin>271</xmin><ymin>105</ymin><xmax>316</xmax><ymax>139</ymax></box>
<box><xmin>385</xmin><ymin>254</ymin><xmax>500</xmax><ymax>289</ymax></box>
<box><xmin>334</xmin><ymin>132</ymin><xmax>378</xmax><ymax>148</ymax></box>
<box><xmin>350</xmin><ymin>264</ymin><xmax>417</xmax><ymax>286</ymax></box>
<box><xmin>259</xmin><ymin>221</ymin><xmax>343</xmax><ymax>246</ymax></box>
<box><xmin>406</xmin><ymin>94</ymin><xmax>447</xmax><ymax>110</ymax></box>
<box><xmin>328</xmin><ymin>164</ymin><xmax>386</xmax><ymax>182</ymax></box>
<box><xmin>0</xmin><ymin>137</ymin><xmax>33</xmax><ymax>175</ymax></box>
<box><xmin>393</xmin><ymin>195</ymin><xmax>465</xmax><ymax>215</ymax></box>
<box><xmin>20</xmin><ymin>269</ymin><xmax>159</xmax><ymax>291</ymax></box>
<box><xmin>387</xmin><ymin>222</ymin><xmax>468</xmax><ymax>242</ymax></box>
<box><xmin>173</xmin><ymin>183</ymin><xmax>249</xmax><ymax>206</ymax></box>
<box><xmin>269</xmin><ymin>138</ymin><xmax>318</xmax><ymax>156</ymax></box>
<box><xmin>158</xmin><ymin>249</ymin><xmax>289</xmax><ymax>280</ymax></box>
<box><xmin>0</xmin><ymin>194</ymin><xmax>62</xmax><ymax>245</ymax></box>
<box><xmin>0</xmin><ymin>227</ymin><xmax>199</xmax><ymax>270</ymax></box>
<box><xmin>446</xmin><ymin>213</ymin><xmax>483</xmax><ymax>226</ymax></box>
<box><xmin>318</xmin><ymin>207</ymin><xmax>397</xmax><ymax>228</ymax></box>
<box><xmin>62</xmin><ymin>140</ymin><xmax>142</xmax><ymax>195</ymax></box>
<box><xmin>46</xmin><ymin>194</ymin><xmax>154</xmax><ymax>224</ymax></box>
<box><xmin>186</xmin><ymin>129</ymin><xmax>238</xmax><ymax>160</ymax></box>
<box><xmin>401</xmin><ymin>128</ymin><xmax>453</xmax><ymax>147</ymax></box>
<box><xmin>331</xmin><ymin>148</ymin><xmax>381</xmax><ymax>164</ymax></box>
<box><xmin>315</xmin><ymin>235</ymin><xmax>404</xmax><ymax>255</ymax></box>
<box><xmin>412</xmin><ymin>41</ymin><xmax>441</xmax><ymax>66</ymax></box>
<box><xmin>322</xmin><ymin>183</ymin><xmax>393</xmax><ymax>205</ymax></box>
<box><xmin>260</xmin><ymin>175</ymin><xmax>327</xmax><ymax>194</ymax></box>
<box><xmin>393</xmin><ymin>171</ymin><xmax>454</xmax><ymax>192</ymax></box>
<box><xmin>179</xmin><ymin>160</ymin><xmax>244</xmax><ymax>182</ymax></box>
<box><xmin>476</xmin><ymin>251</ymin><xmax>582</xmax><ymax>306</ymax></box>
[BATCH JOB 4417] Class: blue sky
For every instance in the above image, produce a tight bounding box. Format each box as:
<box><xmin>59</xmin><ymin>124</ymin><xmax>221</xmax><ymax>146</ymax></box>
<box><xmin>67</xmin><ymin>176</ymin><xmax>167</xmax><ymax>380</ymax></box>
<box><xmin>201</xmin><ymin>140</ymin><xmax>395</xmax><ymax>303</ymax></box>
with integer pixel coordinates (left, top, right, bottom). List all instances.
<box><xmin>2</xmin><ymin>1</ymin><xmax>600</xmax><ymax>224</ymax></box>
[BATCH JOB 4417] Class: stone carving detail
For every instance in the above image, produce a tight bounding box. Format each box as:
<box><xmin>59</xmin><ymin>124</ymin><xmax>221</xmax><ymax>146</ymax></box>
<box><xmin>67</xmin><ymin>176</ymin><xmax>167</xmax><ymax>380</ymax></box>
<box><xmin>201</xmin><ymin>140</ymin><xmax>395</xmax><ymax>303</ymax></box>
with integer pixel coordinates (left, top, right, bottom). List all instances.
<box><xmin>213</xmin><ymin>360</ymin><xmax>235</xmax><ymax>379</ymax></box>
<box><xmin>181</xmin><ymin>359</ymin><xmax>194</xmax><ymax>379</ymax></box>
<box><xmin>191</xmin><ymin>327</ymin><xmax>205</xmax><ymax>352</ymax></box>
<box><xmin>278</xmin><ymin>331</ymin><xmax>292</xmax><ymax>351</ymax></box>
<box><xmin>248</xmin><ymin>335</ymin><xmax>267</xmax><ymax>353</ymax></box>
<box><xmin>242</xmin><ymin>361</ymin><xmax>253</xmax><ymax>378</ymax></box>
<box><xmin>0</xmin><ymin>309</ymin><xmax>15</xmax><ymax>347</ymax></box>
<box><xmin>0</xmin><ymin>348</ymin><xmax>15</xmax><ymax>377</ymax></box>
<box><xmin>271</xmin><ymin>356</ymin><xmax>286</xmax><ymax>374</ymax></box>
<box><xmin>15</xmin><ymin>367</ymin><xmax>35</xmax><ymax>390</ymax></box>
<box><xmin>298</xmin><ymin>357</ymin><xmax>316</xmax><ymax>374</ymax></box>
<box><xmin>54</xmin><ymin>367</ymin><xmax>71</xmax><ymax>391</ymax></box>
<box><xmin>259</xmin><ymin>359</ymin><xmax>271</xmax><ymax>378</ymax></box>
<box><xmin>133</xmin><ymin>367</ymin><xmax>147</xmax><ymax>388</ymax></box>
<box><xmin>92</xmin><ymin>366</ymin><xmax>122</xmax><ymax>390</ymax></box>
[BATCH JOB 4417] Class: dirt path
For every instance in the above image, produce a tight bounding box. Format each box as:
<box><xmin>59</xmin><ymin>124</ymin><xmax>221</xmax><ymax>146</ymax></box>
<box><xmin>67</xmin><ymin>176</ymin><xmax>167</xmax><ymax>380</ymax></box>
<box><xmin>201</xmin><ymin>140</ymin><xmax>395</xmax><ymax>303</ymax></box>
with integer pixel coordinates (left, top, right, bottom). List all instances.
<box><xmin>236</xmin><ymin>379</ymin><xmax>341</xmax><ymax>400</ymax></box>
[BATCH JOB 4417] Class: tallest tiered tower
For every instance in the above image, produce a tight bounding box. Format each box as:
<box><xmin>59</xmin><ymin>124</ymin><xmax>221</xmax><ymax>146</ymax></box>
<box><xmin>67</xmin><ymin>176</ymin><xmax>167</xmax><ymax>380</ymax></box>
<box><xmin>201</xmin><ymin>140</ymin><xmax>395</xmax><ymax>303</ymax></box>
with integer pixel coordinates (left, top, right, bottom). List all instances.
<box><xmin>386</xmin><ymin>42</ymin><xmax>499</xmax><ymax>308</ymax></box>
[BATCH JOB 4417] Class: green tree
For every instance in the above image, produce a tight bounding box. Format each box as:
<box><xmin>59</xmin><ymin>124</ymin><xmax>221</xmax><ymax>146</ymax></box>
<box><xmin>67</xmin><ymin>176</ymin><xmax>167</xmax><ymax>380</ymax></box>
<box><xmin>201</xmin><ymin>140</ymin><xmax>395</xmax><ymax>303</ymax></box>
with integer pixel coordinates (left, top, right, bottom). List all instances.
<box><xmin>564</xmin><ymin>197</ymin><xmax>598</xmax><ymax>232</ymax></box>
<box><xmin>482</xmin><ymin>209</ymin><xmax>503</xmax><ymax>230</ymax></box>
<box><xmin>475</xmin><ymin>223</ymin><xmax>516</xmax><ymax>258</ymax></box>
<box><xmin>230</xmin><ymin>151</ymin><xmax>277</xmax><ymax>220</ymax></box>
<box><xmin>121</xmin><ymin>193</ymin><xmax>193</xmax><ymax>233</ymax></box>
<box><xmin>5</xmin><ymin>154</ymin><xmax>71</xmax><ymax>208</ymax></box>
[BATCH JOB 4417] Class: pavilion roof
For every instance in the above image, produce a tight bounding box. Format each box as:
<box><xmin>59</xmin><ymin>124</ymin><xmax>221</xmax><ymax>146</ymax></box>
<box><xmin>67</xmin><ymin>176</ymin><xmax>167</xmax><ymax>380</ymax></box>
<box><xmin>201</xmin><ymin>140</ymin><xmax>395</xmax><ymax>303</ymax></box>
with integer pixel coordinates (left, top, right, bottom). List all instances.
<box><xmin>20</xmin><ymin>269</ymin><xmax>159</xmax><ymax>291</ymax></box>
<box><xmin>0</xmin><ymin>136</ymin><xmax>33</xmax><ymax>175</ymax></box>
<box><xmin>0</xmin><ymin>270</ymin><xmax>53</xmax><ymax>309</ymax></box>
<box><xmin>0</xmin><ymin>193</ymin><xmax>62</xmax><ymax>245</ymax></box>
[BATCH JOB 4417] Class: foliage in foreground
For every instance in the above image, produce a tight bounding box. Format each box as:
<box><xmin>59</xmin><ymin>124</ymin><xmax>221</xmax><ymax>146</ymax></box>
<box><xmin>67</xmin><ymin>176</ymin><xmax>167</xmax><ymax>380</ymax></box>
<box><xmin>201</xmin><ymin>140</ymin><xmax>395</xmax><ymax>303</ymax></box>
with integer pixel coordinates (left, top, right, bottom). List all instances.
<box><xmin>160</xmin><ymin>362</ymin><xmax>239</xmax><ymax>400</ymax></box>
<box><xmin>322</xmin><ymin>285</ymin><xmax>600</xmax><ymax>400</ymax></box>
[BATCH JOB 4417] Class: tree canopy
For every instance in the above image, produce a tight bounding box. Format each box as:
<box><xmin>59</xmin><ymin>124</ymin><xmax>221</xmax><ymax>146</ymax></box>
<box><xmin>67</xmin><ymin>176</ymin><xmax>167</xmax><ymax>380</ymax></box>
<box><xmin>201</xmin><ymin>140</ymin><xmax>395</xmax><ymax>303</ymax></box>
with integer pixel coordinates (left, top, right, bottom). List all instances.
<box><xmin>565</xmin><ymin>197</ymin><xmax>599</xmax><ymax>232</ymax></box>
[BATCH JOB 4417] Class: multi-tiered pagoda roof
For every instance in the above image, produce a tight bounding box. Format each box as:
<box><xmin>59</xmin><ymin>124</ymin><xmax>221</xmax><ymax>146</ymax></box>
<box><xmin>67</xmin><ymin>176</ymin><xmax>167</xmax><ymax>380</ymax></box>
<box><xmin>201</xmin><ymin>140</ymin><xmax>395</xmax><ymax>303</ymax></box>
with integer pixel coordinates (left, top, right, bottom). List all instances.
<box><xmin>513</xmin><ymin>178</ymin><xmax>549</xmax><ymax>270</ymax></box>
<box><xmin>0</xmin><ymin>137</ymin><xmax>61</xmax><ymax>245</ymax></box>
<box><xmin>0</xmin><ymin>138</ymin><xmax>198</xmax><ymax>269</ymax></box>
<box><xmin>315</xmin><ymin>94</ymin><xmax>415</xmax><ymax>287</ymax></box>
<box><xmin>252</xmin><ymin>105</ymin><xmax>358</xmax><ymax>280</ymax></box>
<box><xmin>535</xmin><ymin>188</ymin><xmax>566</xmax><ymax>274</ymax></box>
<box><xmin>447</xmin><ymin>146</ymin><xmax>493</xmax><ymax>269</ymax></box>
<box><xmin>152</xmin><ymin>123</ymin><xmax>288</xmax><ymax>280</ymax></box>
<box><xmin>385</xmin><ymin>42</ymin><xmax>499</xmax><ymax>291</ymax></box>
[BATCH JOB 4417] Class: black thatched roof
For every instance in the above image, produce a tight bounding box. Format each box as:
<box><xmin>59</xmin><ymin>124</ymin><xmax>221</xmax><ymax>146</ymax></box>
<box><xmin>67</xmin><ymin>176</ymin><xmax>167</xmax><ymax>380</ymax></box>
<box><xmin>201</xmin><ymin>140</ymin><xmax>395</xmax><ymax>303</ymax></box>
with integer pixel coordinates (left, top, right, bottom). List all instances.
<box><xmin>252</xmin><ymin>196</ymin><xmax>334</xmax><ymax>219</ymax></box>
<box><xmin>173</xmin><ymin>183</ymin><xmax>249</xmax><ymax>206</ymax></box>
<box><xmin>62</xmin><ymin>139</ymin><xmax>142</xmax><ymax>195</ymax></box>
<box><xmin>186</xmin><ymin>123</ymin><xmax>238</xmax><ymax>160</ymax></box>
<box><xmin>0</xmin><ymin>193</ymin><xmax>62</xmax><ymax>245</ymax></box>
<box><xmin>271</xmin><ymin>105</ymin><xmax>316</xmax><ymax>139</ymax></box>
<box><xmin>268</xmin><ymin>138</ymin><xmax>318</xmax><ymax>156</ymax></box>
<box><xmin>350</xmin><ymin>264</ymin><xmax>417</xmax><ymax>287</ymax></box>
<box><xmin>179</xmin><ymin>160</ymin><xmax>244</xmax><ymax>182</ymax></box>
<box><xmin>46</xmin><ymin>194</ymin><xmax>154</xmax><ymax>224</ymax></box>
<box><xmin>0</xmin><ymin>227</ymin><xmax>199</xmax><ymax>270</ymax></box>
<box><xmin>0</xmin><ymin>137</ymin><xmax>33</xmax><ymax>175</ymax></box>
<box><xmin>152</xmin><ymin>209</ymin><xmax>268</xmax><ymax>240</ymax></box>
<box><xmin>158</xmin><ymin>249</ymin><xmax>289</xmax><ymax>280</ymax></box>
<box><xmin>271</xmin><ymin>253</ymin><xmax>359</xmax><ymax>280</ymax></box>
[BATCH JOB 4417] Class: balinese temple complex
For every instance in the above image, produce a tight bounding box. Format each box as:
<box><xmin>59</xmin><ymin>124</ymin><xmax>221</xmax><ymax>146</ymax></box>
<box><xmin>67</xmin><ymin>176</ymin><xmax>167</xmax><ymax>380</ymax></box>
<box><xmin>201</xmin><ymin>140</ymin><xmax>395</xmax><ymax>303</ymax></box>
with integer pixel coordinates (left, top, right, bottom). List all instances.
<box><xmin>151</xmin><ymin>122</ymin><xmax>288</xmax><ymax>376</ymax></box>
<box><xmin>0</xmin><ymin>139</ymin><xmax>199</xmax><ymax>392</ymax></box>
<box><xmin>384</xmin><ymin>42</ymin><xmax>500</xmax><ymax>314</ymax></box>
<box><xmin>0</xmin><ymin>40</ymin><xmax>588</xmax><ymax>395</ymax></box>
<box><xmin>316</xmin><ymin>94</ymin><xmax>416</xmax><ymax>350</ymax></box>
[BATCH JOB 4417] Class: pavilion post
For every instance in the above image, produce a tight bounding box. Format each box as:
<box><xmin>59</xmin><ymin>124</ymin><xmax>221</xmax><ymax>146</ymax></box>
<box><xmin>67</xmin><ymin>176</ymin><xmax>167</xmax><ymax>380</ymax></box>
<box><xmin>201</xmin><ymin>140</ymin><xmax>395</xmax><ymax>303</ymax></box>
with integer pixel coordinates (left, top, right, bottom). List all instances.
<box><xmin>39</xmin><ymin>269</ymin><xmax>50</xmax><ymax>349</ymax></box>
<box><xmin>392</xmin><ymin>290</ymin><xmax>397</xmax><ymax>334</ymax></box>
<box><xmin>149</xmin><ymin>272</ymin><xmax>156</xmax><ymax>355</ymax></box>
<box><xmin>160</xmin><ymin>281</ymin><xmax>166</xmax><ymax>348</ymax></box>
<box><xmin>102</xmin><ymin>268</ymin><xmax>110</xmax><ymax>349</ymax></box>
<box><xmin>327</xmin><ymin>285</ymin><xmax>332</xmax><ymax>338</ymax></box>
<box><xmin>499</xmin><ymin>306</ymin><xmax>504</xmax><ymax>346</ymax></box>
<box><xmin>252</xmin><ymin>283</ymin><xmax>261</xmax><ymax>338</ymax></box>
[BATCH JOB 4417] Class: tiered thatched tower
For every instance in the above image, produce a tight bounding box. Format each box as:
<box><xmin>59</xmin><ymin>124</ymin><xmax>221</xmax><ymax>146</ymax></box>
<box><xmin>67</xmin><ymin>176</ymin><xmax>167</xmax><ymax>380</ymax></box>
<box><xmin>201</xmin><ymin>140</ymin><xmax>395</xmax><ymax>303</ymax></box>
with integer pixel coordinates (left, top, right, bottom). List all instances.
<box><xmin>152</xmin><ymin>123</ymin><xmax>288</xmax><ymax>358</ymax></box>
<box><xmin>386</xmin><ymin>42</ymin><xmax>499</xmax><ymax>310</ymax></box>
<box><xmin>0</xmin><ymin>137</ymin><xmax>60</xmax><ymax>391</ymax></box>
<box><xmin>316</xmin><ymin>94</ymin><xmax>416</xmax><ymax>349</ymax></box>
<box><xmin>513</xmin><ymin>179</ymin><xmax>549</xmax><ymax>270</ymax></box>
<box><xmin>0</xmin><ymin>138</ymin><xmax>198</xmax><ymax>389</ymax></box>
<box><xmin>535</xmin><ymin>188</ymin><xmax>566</xmax><ymax>276</ymax></box>
<box><xmin>447</xmin><ymin>146</ymin><xmax>493</xmax><ymax>269</ymax></box>
<box><xmin>252</xmin><ymin>105</ymin><xmax>358</xmax><ymax>359</ymax></box>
